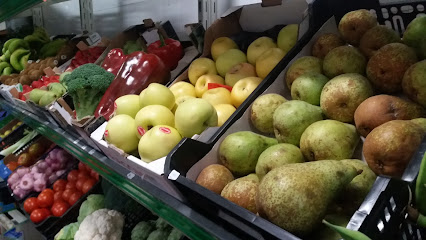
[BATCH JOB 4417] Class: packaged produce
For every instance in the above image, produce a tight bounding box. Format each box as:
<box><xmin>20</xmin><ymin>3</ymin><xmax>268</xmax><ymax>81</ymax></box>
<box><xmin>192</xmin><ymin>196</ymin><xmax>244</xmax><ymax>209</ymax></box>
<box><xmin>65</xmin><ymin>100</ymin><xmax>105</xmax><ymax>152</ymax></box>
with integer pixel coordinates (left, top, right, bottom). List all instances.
<box><xmin>94</xmin><ymin>51</ymin><xmax>170</xmax><ymax>120</ymax></box>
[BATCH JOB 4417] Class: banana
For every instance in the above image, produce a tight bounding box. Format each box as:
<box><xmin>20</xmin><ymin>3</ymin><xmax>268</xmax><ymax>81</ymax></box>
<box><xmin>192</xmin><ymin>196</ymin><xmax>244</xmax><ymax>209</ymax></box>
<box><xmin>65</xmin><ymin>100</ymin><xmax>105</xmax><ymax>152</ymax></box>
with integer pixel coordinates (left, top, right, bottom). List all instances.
<box><xmin>8</xmin><ymin>39</ymin><xmax>29</xmax><ymax>53</ymax></box>
<box><xmin>20</xmin><ymin>53</ymin><xmax>30</xmax><ymax>70</ymax></box>
<box><xmin>0</xmin><ymin>62</ymin><xmax>11</xmax><ymax>74</ymax></box>
<box><xmin>24</xmin><ymin>34</ymin><xmax>45</xmax><ymax>44</ymax></box>
<box><xmin>33</xmin><ymin>27</ymin><xmax>50</xmax><ymax>43</ymax></box>
<box><xmin>2</xmin><ymin>50</ymin><xmax>11</xmax><ymax>62</ymax></box>
<box><xmin>10</xmin><ymin>49</ymin><xmax>29</xmax><ymax>72</ymax></box>
<box><xmin>2</xmin><ymin>38</ymin><xmax>19</xmax><ymax>53</ymax></box>
<box><xmin>2</xmin><ymin>67</ymin><xmax>12</xmax><ymax>75</ymax></box>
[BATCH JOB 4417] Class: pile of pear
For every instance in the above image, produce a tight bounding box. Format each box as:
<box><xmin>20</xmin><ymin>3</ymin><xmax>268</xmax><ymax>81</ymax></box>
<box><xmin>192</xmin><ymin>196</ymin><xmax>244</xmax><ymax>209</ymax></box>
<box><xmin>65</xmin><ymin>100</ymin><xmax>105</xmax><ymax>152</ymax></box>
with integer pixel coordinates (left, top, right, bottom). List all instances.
<box><xmin>170</xmin><ymin>25</ymin><xmax>299</xmax><ymax>126</ymax></box>
<box><xmin>195</xmin><ymin>10</ymin><xmax>426</xmax><ymax>238</ymax></box>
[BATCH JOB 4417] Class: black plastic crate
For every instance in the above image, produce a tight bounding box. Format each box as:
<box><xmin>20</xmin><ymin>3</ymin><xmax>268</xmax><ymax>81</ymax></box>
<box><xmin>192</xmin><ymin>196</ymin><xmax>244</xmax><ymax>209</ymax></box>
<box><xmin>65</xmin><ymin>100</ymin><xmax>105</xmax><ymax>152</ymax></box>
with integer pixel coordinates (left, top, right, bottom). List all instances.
<box><xmin>165</xmin><ymin>0</ymin><xmax>426</xmax><ymax>239</ymax></box>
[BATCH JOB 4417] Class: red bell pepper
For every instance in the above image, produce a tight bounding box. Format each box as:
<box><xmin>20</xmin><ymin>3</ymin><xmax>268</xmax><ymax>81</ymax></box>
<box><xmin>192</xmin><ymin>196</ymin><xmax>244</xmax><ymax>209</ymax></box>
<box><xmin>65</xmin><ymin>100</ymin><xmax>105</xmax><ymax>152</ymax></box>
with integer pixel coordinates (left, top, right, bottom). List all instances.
<box><xmin>147</xmin><ymin>27</ymin><xmax>183</xmax><ymax>71</ymax></box>
<box><xmin>94</xmin><ymin>51</ymin><xmax>171</xmax><ymax>120</ymax></box>
<box><xmin>101</xmin><ymin>48</ymin><xmax>127</xmax><ymax>76</ymax></box>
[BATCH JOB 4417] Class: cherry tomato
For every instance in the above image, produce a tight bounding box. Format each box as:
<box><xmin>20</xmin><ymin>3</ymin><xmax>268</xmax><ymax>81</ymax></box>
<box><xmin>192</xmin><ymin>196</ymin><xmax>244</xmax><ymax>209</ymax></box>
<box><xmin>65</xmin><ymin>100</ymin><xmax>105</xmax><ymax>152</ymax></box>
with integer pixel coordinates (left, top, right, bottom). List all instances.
<box><xmin>23</xmin><ymin>197</ymin><xmax>39</xmax><ymax>214</ymax></box>
<box><xmin>65</xmin><ymin>181</ymin><xmax>76</xmax><ymax>190</ymax></box>
<box><xmin>78</xmin><ymin>162</ymin><xmax>89</xmax><ymax>172</ymax></box>
<box><xmin>51</xmin><ymin>201</ymin><xmax>70</xmax><ymax>217</ymax></box>
<box><xmin>82</xmin><ymin>178</ymin><xmax>96</xmax><ymax>194</ymax></box>
<box><xmin>77</xmin><ymin>170</ymin><xmax>90</xmax><ymax>179</ymax></box>
<box><xmin>37</xmin><ymin>191</ymin><xmax>54</xmax><ymax>208</ymax></box>
<box><xmin>41</xmin><ymin>189</ymin><xmax>54</xmax><ymax>196</ymax></box>
<box><xmin>53</xmin><ymin>179</ymin><xmax>67</xmax><ymax>192</ymax></box>
<box><xmin>90</xmin><ymin>170</ymin><xmax>99</xmax><ymax>181</ymax></box>
<box><xmin>68</xmin><ymin>192</ymin><xmax>83</xmax><ymax>205</ymax></box>
<box><xmin>30</xmin><ymin>208</ymin><xmax>51</xmax><ymax>224</ymax></box>
<box><xmin>67</xmin><ymin>170</ymin><xmax>79</xmax><ymax>182</ymax></box>
<box><xmin>54</xmin><ymin>191</ymin><xmax>64</xmax><ymax>202</ymax></box>
<box><xmin>62</xmin><ymin>189</ymin><xmax>76</xmax><ymax>202</ymax></box>
<box><xmin>75</xmin><ymin>177</ymin><xmax>89</xmax><ymax>192</ymax></box>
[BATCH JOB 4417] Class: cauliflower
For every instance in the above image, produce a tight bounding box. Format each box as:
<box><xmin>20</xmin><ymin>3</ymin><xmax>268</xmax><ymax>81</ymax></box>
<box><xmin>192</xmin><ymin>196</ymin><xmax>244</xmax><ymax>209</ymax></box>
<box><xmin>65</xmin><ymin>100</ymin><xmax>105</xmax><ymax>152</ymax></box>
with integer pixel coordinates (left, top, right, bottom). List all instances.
<box><xmin>74</xmin><ymin>209</ymin><xmax>124</xmax><ymax>240</ymax></box>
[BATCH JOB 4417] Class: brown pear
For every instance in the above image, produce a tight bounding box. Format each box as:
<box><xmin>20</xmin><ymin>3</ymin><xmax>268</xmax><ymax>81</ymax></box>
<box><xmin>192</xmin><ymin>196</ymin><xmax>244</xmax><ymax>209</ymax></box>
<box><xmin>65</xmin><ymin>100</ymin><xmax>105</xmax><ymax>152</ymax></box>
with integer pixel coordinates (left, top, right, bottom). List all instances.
<box><xmin>196</xmin><ymin>164</ymin><xmax>234</xmax><ymax>194</ymax></box>
<box><xmin>221</xmin><ymin>174</ymin><xmax>259</xmax><ymax>213</ymax></box>
<box><xmin>366</xmin><ymin>43</ymin><xmax>418</xmax><ymax>93</ymax></box>
<box><xmin>285</xmin><ymin>56</ymin><xmax>323</xmax><ymax>89</ymax></box>
<box><xmin>359</xmin><ymin>25</ymin><xmax>401</xmax><ymax>58</ymax></box>
<box><xmin>311</xmin><ymin>33</ymin><xmax>345</xmax><ymax>59</ymax></box>
<box><xmin>354</xmin><ymin>95</ymin><xmax>426</xmax><ymax>137</ymax></box>
<box><xmin>363</xmin><ymin>119</ymin><xmax>426</xmax><ymax>177</ymax></box>
<box><xmin>338</xmin><ymin>9</ymin><xmax>378</xmax><ymax>46</ymax></box>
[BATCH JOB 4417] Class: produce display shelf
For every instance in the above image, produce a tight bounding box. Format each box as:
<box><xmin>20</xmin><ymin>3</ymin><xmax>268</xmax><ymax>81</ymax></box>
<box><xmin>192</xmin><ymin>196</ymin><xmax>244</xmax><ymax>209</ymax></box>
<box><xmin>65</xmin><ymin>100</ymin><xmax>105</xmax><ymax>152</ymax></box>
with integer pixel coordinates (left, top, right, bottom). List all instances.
<box><xmin>0</xmin><ymin>0</ymin><xmax>43</xmax><ymax>23</ymax></box>
<box><xmin>0</xmin><ymin>98</ymin><xmax>220</xmax><ymax>240</ymax></box>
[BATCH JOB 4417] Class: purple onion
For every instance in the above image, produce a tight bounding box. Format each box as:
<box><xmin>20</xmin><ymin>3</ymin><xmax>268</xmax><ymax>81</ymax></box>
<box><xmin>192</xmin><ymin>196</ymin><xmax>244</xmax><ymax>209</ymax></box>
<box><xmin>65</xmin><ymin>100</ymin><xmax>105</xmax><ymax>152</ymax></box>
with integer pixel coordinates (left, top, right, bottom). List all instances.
<box><xmin>33</xmin><ymin>178</ymin><xmax>47</xmax><ymax>192</ymax></box>
<box><xmin>19</xmin><ymin>176</ymin><xmax>34</xmax><ymax>191</ymax></box>
<box><xmin>30</xmin><ymin>166</ymin><xmax>40</xmax><ymax>174</ymax></box>
<box><xmin>49</xmin><ymin>148</ymin><xmax>60</xmax><ymax>159</ymax></box>
<box><xmin>16</xmin><ymin>168</ymin><xmax>30</xmax><ymax>177</ymax></box>
<box><xmin>7</xmin><ymin>173</ymin><xmax>19</xmax><ymax>185</ymax></box>
<box><xmin>55</xmin><ymin>170</ymin><xmax>66</xmax><ymax>177</ymax></box>
<box><xmin>44</xmin><ymin>166</ymin><xmax>54</xmax><ymax>175</ymax></box>
<box><xmin>50</xmin><ymin>163</ymin><xmax>61</xmax><ymax>171</ymax></box>
<box><xmin>36</xmin><ymin>161</ymin><xmax>48</xmax><ymax>171</ymax></box>
<box><xmin>48</xmin><ymin>175</ymin><xmax>57</xmax><ymax>184</ymax></box>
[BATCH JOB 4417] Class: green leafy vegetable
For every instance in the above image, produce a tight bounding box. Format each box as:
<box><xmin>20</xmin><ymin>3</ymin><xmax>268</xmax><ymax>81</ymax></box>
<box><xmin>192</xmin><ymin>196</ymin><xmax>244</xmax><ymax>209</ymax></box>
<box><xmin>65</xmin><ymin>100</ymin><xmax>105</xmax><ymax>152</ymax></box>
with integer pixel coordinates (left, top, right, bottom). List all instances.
<box><xmin>54</xmin><ymin>222</ymin><xmax>79</xmax><ymax>240</ymax></box>
<box><xmin>78</xmin><ymin>194</ymin><xmax>105</xmax><ymax>223</ymax></box>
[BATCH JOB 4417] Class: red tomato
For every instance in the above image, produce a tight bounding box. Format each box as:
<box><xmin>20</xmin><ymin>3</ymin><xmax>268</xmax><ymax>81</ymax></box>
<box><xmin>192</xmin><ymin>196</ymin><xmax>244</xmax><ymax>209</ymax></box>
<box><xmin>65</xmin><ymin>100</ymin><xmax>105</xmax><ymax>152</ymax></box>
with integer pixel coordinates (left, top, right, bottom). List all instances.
<box><xmin>51</xmin><ymin>201</ymin><xmax>70</xmax><ymax>217</ymax></box>
<box><xmin>75</xmin><ymin>177</ymin><xmax>89</xmax><ymax>192</ymax></box>
<box><xmin>82</xmin><ymin>178</ymin><xmax>96</xmax><ymax>194</ymax></box>
<box><xmin>41</xmin><ymin>189</ymin><xmax>54</xmax><ymax>196</ymax></box>
<box><xmin>67</xmin><ymin>170</ymin><xmax>79</xmax><ymax>182</ymax></box>
<box><xmin>53</xmin><ymin>179</ymin><xmax>67</xmax><ymax>192</ymax></box>
<box><xmin>30</xmin><ymin>208</ymin><xmax>51</xmax><ymax>224</ymax></box>
<box><xmin>62</xmin><ymin>189</ymin><xmax>76</xmax><ymax>202</ymax></box>
<box><xmin>90</xmin><ymin>170</ymin><xmax>99</xmax><ymax>181</ymax></box>
<box><xmin>65</xmin><ymin>181</ymin><xmax>76</xmax><ymax>190</ymax></box>
<box><xmin>23</xmin><ymin>197</ymin><xmax>39</xmax><ymax>214</ymax></box>
<box><xmin>37</xmin><ymin>191</ymin><xmax>54</xmax><ymax>208</ymax></box>
<box><xmin>68</xmin><ymin>192</ymin><xmax>83</xmax><ymax>205</ymax></box>
<box><xmin>54</xmin><ymin>191</ymin><xmax>64</xmax><ymax>202</ymax></box>
<box><xmin>78</xmin><ymin>162</ymin><xmax>89</xmax><ymax>172</ymax></box>
<box><xmin>77</xmin><ymin>171</ymin><xmax>90</xmax><ymax>179</ymax></box>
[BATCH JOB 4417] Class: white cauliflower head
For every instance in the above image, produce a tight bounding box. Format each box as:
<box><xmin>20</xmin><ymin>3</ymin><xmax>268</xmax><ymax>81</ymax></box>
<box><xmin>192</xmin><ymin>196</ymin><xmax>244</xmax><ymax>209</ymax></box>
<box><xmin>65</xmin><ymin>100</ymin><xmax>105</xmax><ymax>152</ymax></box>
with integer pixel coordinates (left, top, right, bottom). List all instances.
<box><xmin>74</xmin><ymin>209</ymin><xmax>124</xmax><ymax>240</ymax></box>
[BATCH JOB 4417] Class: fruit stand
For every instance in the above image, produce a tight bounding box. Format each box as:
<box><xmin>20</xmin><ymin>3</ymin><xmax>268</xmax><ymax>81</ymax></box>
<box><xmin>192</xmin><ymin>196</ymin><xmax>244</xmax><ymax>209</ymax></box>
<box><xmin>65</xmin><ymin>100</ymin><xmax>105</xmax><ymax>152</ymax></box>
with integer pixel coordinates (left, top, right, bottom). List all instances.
<box><xmin>0</xmin><ymin>0</ymin><xmax>425</xmax><ymax>239</ymax></box>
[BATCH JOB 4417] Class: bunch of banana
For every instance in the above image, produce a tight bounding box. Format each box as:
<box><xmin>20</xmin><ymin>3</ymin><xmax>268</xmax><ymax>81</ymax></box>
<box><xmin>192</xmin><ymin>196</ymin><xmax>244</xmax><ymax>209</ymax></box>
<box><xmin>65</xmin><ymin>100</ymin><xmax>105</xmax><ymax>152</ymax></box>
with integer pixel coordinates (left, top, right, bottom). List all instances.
<box><xmin>0</xmin><ymin>38</ymin><xmax>31</xmax><ymax>75</ymax></box>
<box><xmin>24</xmin><ymin>27</ymin><xmax>50</xmax><ymax>46</ymax></box>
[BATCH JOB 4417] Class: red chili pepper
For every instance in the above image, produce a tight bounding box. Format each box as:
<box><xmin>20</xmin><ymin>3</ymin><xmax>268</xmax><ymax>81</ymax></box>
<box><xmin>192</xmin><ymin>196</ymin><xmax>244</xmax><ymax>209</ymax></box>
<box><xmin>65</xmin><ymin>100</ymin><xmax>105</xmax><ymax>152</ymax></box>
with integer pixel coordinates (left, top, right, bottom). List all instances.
<box><xmin>147</xmin><ymin>34</ymin><xmax>183</xmax><ymax>71</ymax></box>
<box><xmin>94</xmin><ymin>51</ymin><xmax>171</xmax><ymax>120</ymax></box>
<box><xmin>101</xmin><ymin>49</ymin><xmax>127</xmax><ymax>76</ymax></box>
<box><xmin>208</xmin><ymin>83</ymin><xmax>233</xmax><ymax>92</ymax></box>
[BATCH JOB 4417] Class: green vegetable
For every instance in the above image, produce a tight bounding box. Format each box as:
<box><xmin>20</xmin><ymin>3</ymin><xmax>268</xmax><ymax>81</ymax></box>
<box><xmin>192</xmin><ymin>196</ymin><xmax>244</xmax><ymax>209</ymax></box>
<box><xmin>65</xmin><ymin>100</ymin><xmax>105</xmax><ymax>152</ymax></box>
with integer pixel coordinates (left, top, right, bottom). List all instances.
<box><xmin>78</xmin><ymin>194</ymin><xmax>105</xmax><ymax>223</ymax></box>
<box><xmin>40</xmin><ymin>38</ymin><xmax>67</xmax><ymax>58</ymax></box>
<box><xmin>147</xmin><ymin>229</ymin><xmax>171</xmax><ymax>240</ymax></box>
<box><xmin>167</xmin><ymin>228</ymin><xmax>184</xmax><ymax>240</ymax></box>
<box><xmin>0</xmin><ymin>129</ymin><xmax>38</xmax><ymax>156</ymax></box>
<box><xmin>39</xmin><ymin>91</ymin><xmax>58</xmax><ymax>107</ymax></box>
<box><xmin>104</xmin><ymin>183</ymin><xmax>147</xmax><ymax>216</ymax></box>
<box><xmin>155</xmin><ymin>217</ymin><xmax>172</xmax><ymax>231</ymax></box>
<box><xmin>29</xmin><ymin>89</ymin><xmax>49</xmax><ymax>103</ymax></box>
<box><xmin>123</xmin><ymin>39</ymin><xmax>143</xmax><ymax>55</ymax></box>
<box><xmin>59</xmin><ymin>72</ymin><xmax>71</xmax><ymax>88</ymax></box>
<box><xmin>131</xmin><ymin>221</ymin><xmax>155</xmax><ymax>240</ymax></box>
<box><xmin>322</xmin><ymin>220</ymin><xmax>371</xmax><ymax>240</ymax></box>
<box><xmin>54</xmin><ymin>222</ymin><xmax>79</xmax><ymax>240</ymax></box>
<box><xmin>48</xmin><ymin>82</ymin><xmax>67</xmax><ymax>96</ymax></box>
<box><xmin>64</xmin><ymin>64</ymin><xmax>114</xmax><ymax>120</ymax></box>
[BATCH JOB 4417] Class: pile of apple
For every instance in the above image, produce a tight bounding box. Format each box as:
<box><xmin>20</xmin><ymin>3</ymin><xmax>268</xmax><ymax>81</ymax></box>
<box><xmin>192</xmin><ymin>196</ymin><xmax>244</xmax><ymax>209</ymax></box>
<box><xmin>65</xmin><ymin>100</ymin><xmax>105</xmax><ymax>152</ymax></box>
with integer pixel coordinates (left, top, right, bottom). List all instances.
<box><xmin>103</xmin><ymin>25</ymin><xmax>300</xmax><ymax>163</ymax></box>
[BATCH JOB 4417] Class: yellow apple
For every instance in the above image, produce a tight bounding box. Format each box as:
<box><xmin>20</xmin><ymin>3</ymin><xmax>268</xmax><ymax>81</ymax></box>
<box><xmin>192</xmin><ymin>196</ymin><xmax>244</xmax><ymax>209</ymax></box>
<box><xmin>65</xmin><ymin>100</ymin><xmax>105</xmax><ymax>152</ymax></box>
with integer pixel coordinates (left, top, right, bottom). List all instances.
<box><xmin>211</xmin><ymin>37</ymin><xmax>239</xmax><ymax>61</ymax></box>
<box><xmin>114</xmin><ymin>94</ymin><xmax>141</xmax><ymax>118</ymax></box>
<box><xmin>225</xmin><ymin>63</ymin><xmax>257</xmax><ymax>87</ymax></box>
<box><xmin>194</xmin><ymin>74</ymin><xmax>225</xmax><ymax>97</ymax></box>
<box><xmin>255</xmin><ymin>48</ymin><xmax>286</xmax><ymax>79</ymax></box>
<box><xmin>247</xmin><ymin>37</ymin><xmax>277</xmax><ymax>65</ymax></box>
<box><xmin>202</xmin><ymin>88</ymin><xmax>232</xmax><ymax>106</ymax></box>
<box><xmin>169</xmin><ymin>81</ymin><xmax>196</xmax><ymax>99</ymax></box>
<box><xmin>138</xmin><ymin>125</ymin><xmax>182</xmax><ymax>162</ymax></box>
<box><xmin>215</xmin><ymin>49</ymin><xmax>247</xmax><ymax>77</ymax></box>
<box><xmin>171</xmin><ymin>95</ymin><xmax>196</xmax><ymax>113</ymax></box>
<box><xmin>134</xmin><ymin>105</ymin><xmax>175</xmax><ymax>139</ymax></box>
<box><xmin>277</xmin><ymin>24</ymin><xmax>299</xmax><ymax>54</ymax></box>
<box><xmin>188</xmin><ymin>58</ymin><xmax>217</xmax><ymax>85</ymax></box>
<box><xmin>105</xmin><ymin>115</ymin><xmax>139</xmax><ymax>153</ymax></box>
<box><xmin>139</xmin><ymin>83</ymin><xmax>175</xmax><ymax>110</ymax></box>
<box><xmin>214</xmin><ymin>104</ymin><xmax>236</xmax><ymax>126</ymax></box>
<box><xmin>231</xmin><ymin>77</ymin><xmax>262</xmax><ymax>107</ymax></box>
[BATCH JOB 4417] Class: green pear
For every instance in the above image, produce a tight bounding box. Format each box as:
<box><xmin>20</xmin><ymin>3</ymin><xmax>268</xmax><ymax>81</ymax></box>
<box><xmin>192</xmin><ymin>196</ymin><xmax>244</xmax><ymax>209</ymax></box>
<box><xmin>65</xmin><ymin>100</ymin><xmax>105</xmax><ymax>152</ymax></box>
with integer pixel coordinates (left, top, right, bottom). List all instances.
<box><xmin>29</xmin><ymin>89</ymin><xmax>48</xmax><ymax>103</ymax></box>
<box><xmin>256</xmin><ymin>143</ymin><xmax>304</xmax><ymax>179</ymax></box>
<box><xmin>250</xmin><ymin>94</ymin><xmax>287</xmax><ymax>134</ymax></box>
<box><xmin>273</xmin><ymin>100</ymin><xmax>323</xmax><ymax>146</ymax></box>
<box><xmin>257</xmin><ymin>160</ymin><xmax>358</xmax><ymax>236</ymax></box>
<box><xmin>323</xmin><ymin>46</ymin><xmax>367</xmax><ymax>79</ymax></box>
<box><xmin>300</xmin><ymin>120</ymin><xmax>360</xmax><ymax>161</ymax></box>
<box><xmin>334</xmin><ymin>159</ymin><xmax>376</xmax><ymax>215</ymax></box>
<box><xmin>39</xmin><ymin>91</ymin><xmax>59</xmax><ymax>107</ymax></box>
<box><xmin>411</xmin><ymin>118</ymin><xmax>426</xmax><ymax>132</ymax></box>
<box><xmin>285</xmin><ymin>56</ymin><xmax>323</xmax><ymax>89</ymax></box>
<box><xmin>403</xmin><ymin>15</ymin><xmax>426</xmax><ymax>59</ymax></box>
<box><xmin>221</xmin><ymin>174</ymin><xmax>259</xmax><ymax>213</ymax></box>
<box><xmin>402</xmin><ymin>60</ymin><xmax>426</xmax><ymax>107</ymax></box>
<box><xmin>219</xmin><ymin>131</ymin><xmax>278</xmax><ymax>176</ymax></box>
<box><xmin>291</xmin><ymin>72</ymin><xmax>329</xmax><ymax>105</ymax></box>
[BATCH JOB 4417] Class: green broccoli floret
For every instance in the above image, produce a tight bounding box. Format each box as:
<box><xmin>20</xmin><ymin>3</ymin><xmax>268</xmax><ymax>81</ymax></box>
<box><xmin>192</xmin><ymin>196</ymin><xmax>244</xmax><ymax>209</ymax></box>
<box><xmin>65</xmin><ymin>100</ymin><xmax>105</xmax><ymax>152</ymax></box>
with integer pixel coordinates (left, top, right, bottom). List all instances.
<box><xmin>66</xmin><ymin>64</ymin><xmax>114</xmax><ymax>120</ymax></box>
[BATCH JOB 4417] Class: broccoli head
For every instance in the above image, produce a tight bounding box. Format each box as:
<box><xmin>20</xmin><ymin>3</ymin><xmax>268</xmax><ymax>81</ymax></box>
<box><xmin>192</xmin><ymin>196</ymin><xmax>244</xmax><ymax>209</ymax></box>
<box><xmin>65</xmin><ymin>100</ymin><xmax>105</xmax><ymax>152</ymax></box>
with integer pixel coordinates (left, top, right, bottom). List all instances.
<box><xmin>66</xmin><ymin>64</ymin><xmax>114</xmax><ymax>120</ymax></box>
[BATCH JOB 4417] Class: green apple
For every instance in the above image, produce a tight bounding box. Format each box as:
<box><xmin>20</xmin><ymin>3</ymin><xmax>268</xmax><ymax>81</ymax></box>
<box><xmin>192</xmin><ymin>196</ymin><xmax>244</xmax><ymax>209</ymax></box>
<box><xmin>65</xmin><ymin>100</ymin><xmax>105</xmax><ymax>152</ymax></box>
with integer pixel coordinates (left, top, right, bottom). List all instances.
<box><xmin>247</xmin><ymin>37</ymin><xmax>277</xmax><ymax>65</ymax></box>
<box><xmin>194</xmin><ymin>74</ymin><xmax>225</xmax><ymax>97</ymax></box>
<box><xmin>114</xmin><ymin>94</ymin><xmax>141</xmax><ymax>118</ymax></box>
<box><xmin>134</xmin><ymin>105</ymin><xmax>175</xmax><ymax>139</ymax></box>
<box><xmin>172</xmin><ymin>95</ymin><xmax>196</xmax><ymax>113</ymax></box>
<box><xmin>255</xmin><ymin>48</ymin><xmax>286</xmax><ymax>79</ymax></box>
<box><xmin>211</xmin><ymin>37</ymin><xmax>239</xmax><ymax>61</ymax></box>
<box><xmin>277</xmin><ymin>24</ymin><xmax>299</xmax><ymax>54</ymax></box>
<box><xmin>291</xmin><ymin>72</ymin><xmax>329</xmax><ymax>106</ymax></box>
<box><xmin>216</xmin><ymin>49</ymin><xmax>247</xmax><ymax>77</ymax></box>
<box><xmin>138</xmin><ymin>125</ymin><xmax>182</xmax><ymax>162</ymax></box>
<box><xmin>214</xmin><ymin>104</ymin><xmax>236</xmax><ymax>127</ymax></box>
<box><xmin>188</xmin><ymin>58</ymin><xmax>217</xmax><ymax>85</ymax></box>
<box><xmin>139</xmin><ymin>83</ymin><xmax>175</xmax><ymax>110</ymax></box>
<box><xmin>105</xmin><ymin>115</ymin><xmax>139</xmax><ymax>153</ymax></box>
<box><xmin>169</xmin><ymin>81</ymin><xmax>196</xmax><ymax>99</ymax></box>
<box><xmin>175</xmin><ymin>98</ymin><xmax>218</xmax><ymax>138</ymax></box>
<box><xmin>225</xmin><ymin>63</ymin><xmax>257</xmax><ymax>87</ymax></box>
